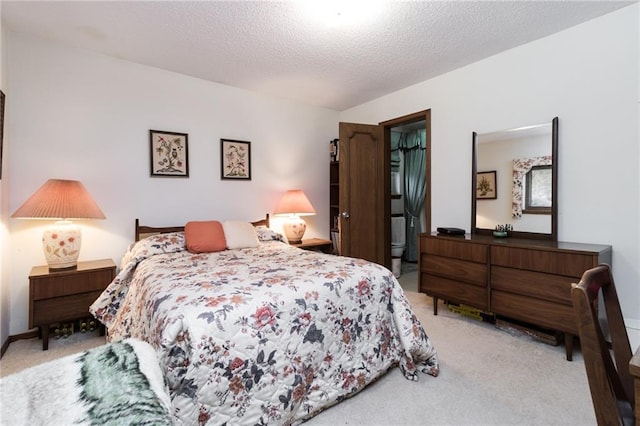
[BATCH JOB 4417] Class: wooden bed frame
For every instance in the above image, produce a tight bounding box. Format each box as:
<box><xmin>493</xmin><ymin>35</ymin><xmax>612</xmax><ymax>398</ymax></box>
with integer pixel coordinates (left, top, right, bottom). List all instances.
<box><xmin>135</xmin><ymin>214</ymin><xmax>270</xmax><ymax>241</ymax></box>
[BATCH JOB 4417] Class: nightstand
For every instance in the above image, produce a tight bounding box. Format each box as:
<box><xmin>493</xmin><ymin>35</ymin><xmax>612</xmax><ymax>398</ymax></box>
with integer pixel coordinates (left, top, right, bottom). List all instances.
<box><xmin>29</xmin><ymin>258</ymin><xmax>116</xmax><ymax>350</ymax></box>
<box><xmin>290</xmin><ymin>238</ymin><xmax>334</xmax><ymax>254</ymax></box>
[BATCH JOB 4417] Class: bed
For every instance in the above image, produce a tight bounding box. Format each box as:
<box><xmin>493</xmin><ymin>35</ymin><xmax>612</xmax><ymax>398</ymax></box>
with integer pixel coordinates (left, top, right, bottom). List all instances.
<box><xmin>90</xmin><ymin>215</ymin><xmax>438</xmax><ymax>425</ymax></box>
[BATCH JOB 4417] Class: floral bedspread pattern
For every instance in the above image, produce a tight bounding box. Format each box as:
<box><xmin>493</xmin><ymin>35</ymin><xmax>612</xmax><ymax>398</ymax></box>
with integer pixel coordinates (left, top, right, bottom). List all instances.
<box><xmin>90</xmin><ymin>233</ymin><xmax>439</xmax><ymax>425</ymax></box>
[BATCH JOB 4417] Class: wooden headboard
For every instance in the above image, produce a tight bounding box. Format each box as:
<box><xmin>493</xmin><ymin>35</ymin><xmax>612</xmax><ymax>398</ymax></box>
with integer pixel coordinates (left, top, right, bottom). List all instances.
<box><xmin>135</xmin><ymin>214</ymin><xmax>270</xmax><ymax>241</ymax></box>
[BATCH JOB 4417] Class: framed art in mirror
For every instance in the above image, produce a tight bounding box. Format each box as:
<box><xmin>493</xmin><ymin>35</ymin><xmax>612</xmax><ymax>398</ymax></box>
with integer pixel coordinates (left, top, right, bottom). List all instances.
<box><xmin>476</xmin><ymin>171</ymin><xmax>497</xmax><ymax>200</ymax></box>
<box><xmin>0</xmin><ymin>90</ymin><xmax>4</xmax><ymax>179</ymax></box>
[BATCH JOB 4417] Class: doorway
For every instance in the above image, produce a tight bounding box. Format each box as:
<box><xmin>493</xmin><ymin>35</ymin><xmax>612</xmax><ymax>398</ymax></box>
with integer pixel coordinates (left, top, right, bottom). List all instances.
<box><xmin>381</xmin><ymin>110</ymin><xmax>431</xmax><ymax>274</ymax></box>
<box><xmin>337</xmin><ymin>110</ymin><xmax>430</xmax><ymax>272</ymax></box>
<box><xmin>390</xmin><ymin>120</ymin><xmax>427</xmax><ymax>261</ymax></box>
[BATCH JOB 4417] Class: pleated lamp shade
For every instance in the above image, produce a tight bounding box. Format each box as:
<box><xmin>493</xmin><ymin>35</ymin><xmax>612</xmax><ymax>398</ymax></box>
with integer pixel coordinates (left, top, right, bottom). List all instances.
<box><xmin>273</xmin><ymin>189</ymin><xmax>316</xmax><ymax>244</ymax></box>
<box><xmin>12</xmin><ymin>179</ymin><xmax>106</xmax><ymax>269</ymax></box>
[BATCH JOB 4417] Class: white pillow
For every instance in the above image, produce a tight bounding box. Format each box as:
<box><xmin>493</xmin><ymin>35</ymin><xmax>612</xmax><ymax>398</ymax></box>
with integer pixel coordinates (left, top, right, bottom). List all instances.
<box><xmin>222</xmin><ymin>221</ymin><xmax>260</xmax><ymax>249</ymax></box>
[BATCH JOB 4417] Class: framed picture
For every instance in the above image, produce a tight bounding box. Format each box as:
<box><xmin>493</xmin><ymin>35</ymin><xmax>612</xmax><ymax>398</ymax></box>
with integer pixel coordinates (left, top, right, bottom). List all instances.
<box><xmin>150</xmin><ymin>130</ymin><xmax>189</xmax><ymax>177</ymax></box>
<box><xmin>476</xmin><ymin>171</ymin><xmax>497</xmax><ymax>199</ymax></box>
<box><xmin>0</xmin><ymin>90</ymin><xmax>4</xmax><ymax>179</ymax></box>
<box><xmin>220</xmin><ymin>139</ymin><xmax>251</xmax><ymax>180</ymax></box>
<box><xmin>329</xmin><ymin>138</ymin><xmax>339</xmax><ymax>162</ymax></box>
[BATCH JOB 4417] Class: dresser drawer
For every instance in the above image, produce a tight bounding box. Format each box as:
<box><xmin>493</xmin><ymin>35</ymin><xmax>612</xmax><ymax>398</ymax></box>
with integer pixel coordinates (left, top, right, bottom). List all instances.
<box><xmin>422</xmin><ymin>255</ymin><xmax>487</xmax><ymax>286</ymax></box>
<box><xmin>421</xmin><ymin>273</ymin><xmax>488</xmax><ymax>310</ymax></box>
<box><xmin>491</xmin><ymin>266</ymin><xmax>574</xmax><ymax>305</ymax></box>
<box><xmin>491</xmin><ymin>291</ymin><xmax>577</xmax><ymax>334</ymax></box>
<box><xmin>491</xmin><ymin>246</ymin><xmax>596</xmax><ymax>277</ymax></box>
<box><xmin>422</xmin><ymin>236</ymin><xmax>488</xmax><ymax>263</ymax></box>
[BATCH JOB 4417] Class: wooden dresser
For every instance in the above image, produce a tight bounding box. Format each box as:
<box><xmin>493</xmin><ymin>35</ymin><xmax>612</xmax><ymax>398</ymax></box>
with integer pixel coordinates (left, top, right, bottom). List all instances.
<box><xmin>419</xmin><ymin>233</ymin><xmax>611</xmax><ymax>360</ymax></box>
<box><xmin>631</xmin><ymin>347</ymin><xmax>640</xmax><ymax>424</ymax></box>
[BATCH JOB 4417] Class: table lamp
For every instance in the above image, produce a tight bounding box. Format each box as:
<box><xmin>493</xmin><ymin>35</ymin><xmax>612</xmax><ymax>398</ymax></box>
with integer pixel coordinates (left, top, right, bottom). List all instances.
<box><xmin>273</xmin><ymin>189</ymin><xmax>316</xmax><ymax>244</ymax></box>
<box><xmin>11</xmin><ymin>179</ymin><xmax>106</xmax><ymax>269</ymax></box>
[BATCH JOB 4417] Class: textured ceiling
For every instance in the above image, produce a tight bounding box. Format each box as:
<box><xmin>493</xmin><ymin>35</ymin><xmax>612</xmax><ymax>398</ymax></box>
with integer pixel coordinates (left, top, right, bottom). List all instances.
<box><xmin>1</xmin><ymin>1</ymin><xmax>634</xmax><ymax>111</ymax></box>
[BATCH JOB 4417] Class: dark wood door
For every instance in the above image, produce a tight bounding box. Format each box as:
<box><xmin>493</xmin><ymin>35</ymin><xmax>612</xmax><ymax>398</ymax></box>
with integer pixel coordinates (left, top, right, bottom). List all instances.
<box><xmin>338</xmin><ymin>122</ymin><xmax>390</xmax><ymax>267</ymax></box>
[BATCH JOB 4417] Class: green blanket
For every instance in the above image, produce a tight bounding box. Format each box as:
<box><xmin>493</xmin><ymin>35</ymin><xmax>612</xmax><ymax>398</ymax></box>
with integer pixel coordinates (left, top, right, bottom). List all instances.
<box><xmin>0</xmin><ymin>339</ymin><xmax>172</xmax><ymax>425</ymax></box>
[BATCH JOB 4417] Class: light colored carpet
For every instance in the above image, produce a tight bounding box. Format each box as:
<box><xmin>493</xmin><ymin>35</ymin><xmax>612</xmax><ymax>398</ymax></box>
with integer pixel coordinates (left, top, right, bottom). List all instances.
<box><xmin>307</xmin><ymin>290</ymin><xmax>595</xmax><ymax>425</ymax></box>
<box><xmin>0</xmin><ymin>279</ymin><xmax>596</xmax><ymax>425</ymax></box>
<box><xmin>0</xmin><ymin>331</ymin><xmax>106</xmax><ymax>378</ymax></box>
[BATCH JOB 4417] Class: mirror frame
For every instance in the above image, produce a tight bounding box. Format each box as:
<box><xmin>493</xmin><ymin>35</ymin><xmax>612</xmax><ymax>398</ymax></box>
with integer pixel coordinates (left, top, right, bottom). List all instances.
<box><xmin>471</xmin><ymin>117</ymin><xmax>558</xmax><ymax>241</ymax></box>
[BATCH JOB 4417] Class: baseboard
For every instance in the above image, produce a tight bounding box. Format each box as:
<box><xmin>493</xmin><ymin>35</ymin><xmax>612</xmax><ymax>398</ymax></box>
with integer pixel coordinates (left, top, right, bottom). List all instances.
<box><xmin>0</xmin><ymin>330</ymin><xmax>39</xmax><ymax>359</ymax></box>
<box><xmin>626</xmin><ymin>318</ymin><xmax>640</xmax><ymax>351</ymax></box>
<box><xmin>0</xmin><ymin>337</ymin><xmax>8</xmax><ymax>359</ymax></box>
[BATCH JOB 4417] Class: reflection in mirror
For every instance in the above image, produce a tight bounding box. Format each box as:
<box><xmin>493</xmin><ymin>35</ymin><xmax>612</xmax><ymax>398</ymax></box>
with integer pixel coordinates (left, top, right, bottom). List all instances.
<box><xmin>472</xmin><ymin>117</ymin><xmax>558</xmax><ymax>240</ymax></box>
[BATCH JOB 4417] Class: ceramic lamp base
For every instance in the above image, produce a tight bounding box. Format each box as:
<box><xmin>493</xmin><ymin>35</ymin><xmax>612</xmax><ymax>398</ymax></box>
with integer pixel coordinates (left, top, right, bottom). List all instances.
<box><xmin>282</xmin><ymin>216</ymin><xmax>307</xmax><ymax>244</ymax></box>
<box><xmin>43</xmin><ymin>221</ymin><xmax>81</xmax><ymax>269</ymax></box>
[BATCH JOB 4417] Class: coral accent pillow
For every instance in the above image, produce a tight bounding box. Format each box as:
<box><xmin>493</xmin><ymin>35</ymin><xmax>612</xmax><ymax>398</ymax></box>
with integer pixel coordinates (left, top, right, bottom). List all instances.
<box><xmin>222</xmin><ymin>221</ymin><xmax>260</xmax><ymax>249</ymax></box>
<box><xmin>184</xmin><ymin>221</ymin><xmax>226</xmax><ymax>253</ymax></box>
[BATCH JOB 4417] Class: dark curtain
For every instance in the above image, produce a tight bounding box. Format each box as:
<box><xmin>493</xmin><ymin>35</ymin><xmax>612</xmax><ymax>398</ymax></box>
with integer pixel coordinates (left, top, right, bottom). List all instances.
<box><xmin>390</xmin><ymin>131</ymin><xmax>401</xmax><ymax>171</ymax></box>
<box><xmin>399</xmin><ymin>129</ymin><xmax>426</xmax><ymax>262</ymax></box>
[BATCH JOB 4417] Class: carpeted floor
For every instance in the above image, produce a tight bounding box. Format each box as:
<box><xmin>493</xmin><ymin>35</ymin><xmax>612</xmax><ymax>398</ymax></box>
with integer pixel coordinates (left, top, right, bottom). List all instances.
<box><xmin>307</xmin><ymin>290</ymin><xmax>595</xmax><ymax>425</ymax></box>
<box><xmin>0</xmin><ymin>331</ymin><xmax>106</xmax><ymax>378</ymax></box>
<box><xmin>0</xmin><ymin>272</ymin><xmax>596</xmax><ymax>425</ymax></box>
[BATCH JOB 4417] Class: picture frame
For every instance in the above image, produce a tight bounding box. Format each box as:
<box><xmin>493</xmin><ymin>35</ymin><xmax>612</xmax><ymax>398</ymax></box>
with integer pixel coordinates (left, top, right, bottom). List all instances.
<box><xmin>476</xmin><ymin>170</ymin><xmax>497</xmax><ymax>199</ymax></box>
<box><xmin>330</xmin><ymin>138</ymin><xmax>339</xmax><ymax>162</ymax></box>
<box><xmin>220</xmin><ymin>138</ymin><xmax>251</xmax><ymax>180</ymax></box>
<box><xmin>0</xmin><ymin>91</ymin><xmax>5</xmax><ymax>179</ymax></box>
<box><xmin>149</xmin><ymin>130</ymin><xmax>189</xmax><ymax>177</ymax></box>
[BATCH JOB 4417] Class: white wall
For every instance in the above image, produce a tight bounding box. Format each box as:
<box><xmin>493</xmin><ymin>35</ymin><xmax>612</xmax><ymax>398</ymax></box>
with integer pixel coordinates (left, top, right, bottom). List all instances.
<box><xmin>4</xmin><ymin>32</ymin><xmax>339</xmax><ymax>335</ymax></box>
<box><xmin>340</xmin><ymin>5</ymin><xmax>640</xmax><ymax>347</ymax></box>
<box><xmin>0</xmin><ymin>6</ymin><xmax>10</xmax><ymax>347</ymax></box>
<box><xmin>3</xmin><ymin>6</ymin><xmax>638</xmax><ymax>350</ymax></box>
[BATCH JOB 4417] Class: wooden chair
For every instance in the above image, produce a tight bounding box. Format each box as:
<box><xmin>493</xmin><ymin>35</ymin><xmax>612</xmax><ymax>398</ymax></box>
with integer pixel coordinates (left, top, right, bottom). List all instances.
<box><xmin>571</xmin><ymin>264</ymin><xmax>635</xmax><ymax>426</ymax></box>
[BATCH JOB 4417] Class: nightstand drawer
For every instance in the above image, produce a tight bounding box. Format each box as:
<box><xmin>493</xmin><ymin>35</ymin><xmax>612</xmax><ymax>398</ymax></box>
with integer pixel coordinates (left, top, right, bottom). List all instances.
<box><xmin>31</xmin><ymin>269</ymin><xmax>114</xmax><ymax>300</ymax></box>
<box><xmin>32</xmin><ymin>290</ymin><xmax>105</xmax><ymax>325</ymax></box>
<box><xmin>28</xmin><ymin>259</ymin><xmax>116</xmax><ymax>349</ymax></box>
<box><xmin>291</xmin><ymin>238</ymin><xmax>333</xmax><ymax>253</ymax></box>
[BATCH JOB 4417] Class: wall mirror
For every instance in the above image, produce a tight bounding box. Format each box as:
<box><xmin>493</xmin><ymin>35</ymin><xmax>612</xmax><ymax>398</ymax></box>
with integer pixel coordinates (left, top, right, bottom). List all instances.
<box><xmin>471</xmin><ymin>117</ymin><xmax>558</xmax><ymax>240</ymax></box>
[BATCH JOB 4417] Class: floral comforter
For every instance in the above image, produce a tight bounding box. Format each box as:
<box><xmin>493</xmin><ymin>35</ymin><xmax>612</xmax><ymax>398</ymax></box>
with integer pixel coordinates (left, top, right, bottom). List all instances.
<box><xmin>90</xmin><ymin>233</ymin><xmax>438</xmax><ymax>425</ymax></box>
